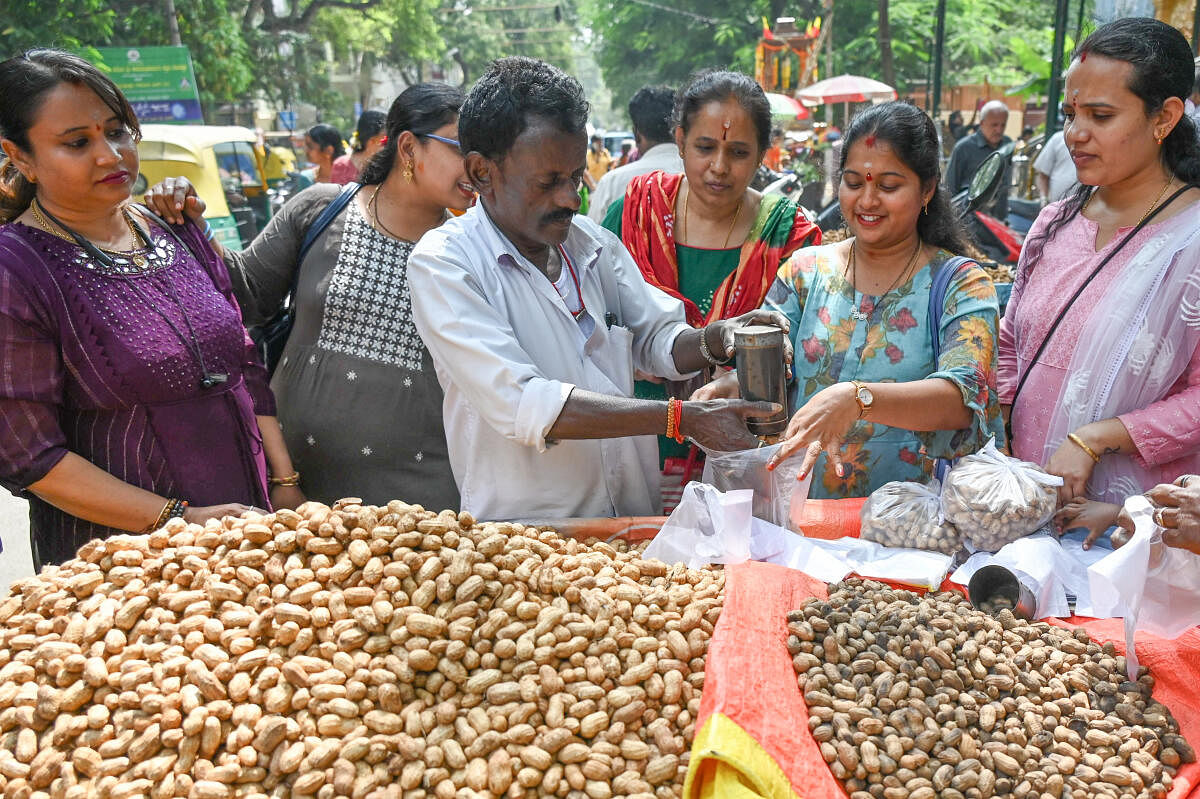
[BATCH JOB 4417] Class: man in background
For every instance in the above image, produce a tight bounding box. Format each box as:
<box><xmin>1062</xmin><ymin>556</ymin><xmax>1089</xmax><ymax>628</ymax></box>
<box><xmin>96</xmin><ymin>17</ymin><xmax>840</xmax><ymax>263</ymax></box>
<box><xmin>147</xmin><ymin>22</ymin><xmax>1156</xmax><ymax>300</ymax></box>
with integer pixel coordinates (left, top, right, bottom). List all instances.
<box><xmin>588</xmin><ymin>85</ymin><xmax>683</xmax><ymax>222</ymax></box>
<box><xmin>1033</xmin><ymin>130</ymin><xmax>1077</xmax><ymax>204</ymax></box>
<box><xmin>586</xmin><ymin>133</ymin><xmax>613</xmax><ymax>187</ymax></box>
<box><xmin>944</xmin><ymin>100</ymin><xmax>1013</xmax><ymax>219</ymax></box>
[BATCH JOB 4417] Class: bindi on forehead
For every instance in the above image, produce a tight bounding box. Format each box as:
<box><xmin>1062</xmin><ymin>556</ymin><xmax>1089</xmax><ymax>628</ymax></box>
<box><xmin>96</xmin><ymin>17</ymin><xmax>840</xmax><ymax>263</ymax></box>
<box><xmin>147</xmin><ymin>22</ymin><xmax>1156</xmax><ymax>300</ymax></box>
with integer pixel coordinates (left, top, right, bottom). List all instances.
<box><xmin>722</xmin><ymin>119</ymin><xmax>731</xmax><ymax>140</ymax></box>
<box><xmin>864</xmin><ymin>134</ymin><xmax>877</xmax><ymax>148</ymax></box>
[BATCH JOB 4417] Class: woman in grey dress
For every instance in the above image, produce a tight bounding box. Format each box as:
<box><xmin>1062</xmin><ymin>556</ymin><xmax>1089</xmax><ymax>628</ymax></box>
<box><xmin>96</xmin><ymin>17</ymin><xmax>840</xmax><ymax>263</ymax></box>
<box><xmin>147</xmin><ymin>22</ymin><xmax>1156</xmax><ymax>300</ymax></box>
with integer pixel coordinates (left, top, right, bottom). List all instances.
<box><xmin>146</xmin><ymin>84</ymin><xmax>473</xmax><ymax>510</ymax></box>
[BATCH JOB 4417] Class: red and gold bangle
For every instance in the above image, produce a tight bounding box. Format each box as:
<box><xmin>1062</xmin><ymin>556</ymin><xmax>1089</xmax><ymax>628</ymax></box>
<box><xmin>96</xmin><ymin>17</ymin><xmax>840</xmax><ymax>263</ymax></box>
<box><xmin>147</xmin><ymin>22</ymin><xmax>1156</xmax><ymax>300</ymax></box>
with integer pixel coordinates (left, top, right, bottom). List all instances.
<box><xmin>268</xmin><ymin>470</ymin><xmax>301</xmax><ymax>487</ymax></box>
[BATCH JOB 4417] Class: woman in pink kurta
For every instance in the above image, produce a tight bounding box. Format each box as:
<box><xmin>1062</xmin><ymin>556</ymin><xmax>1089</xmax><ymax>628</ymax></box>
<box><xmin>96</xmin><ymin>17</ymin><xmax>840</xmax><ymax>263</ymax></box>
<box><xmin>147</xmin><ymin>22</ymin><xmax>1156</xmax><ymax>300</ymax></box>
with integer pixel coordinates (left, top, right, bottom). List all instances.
<box><xmin>999</xmin><ymin>17</ymin><xmax>1200</xmax><ymax>547</ymax></box>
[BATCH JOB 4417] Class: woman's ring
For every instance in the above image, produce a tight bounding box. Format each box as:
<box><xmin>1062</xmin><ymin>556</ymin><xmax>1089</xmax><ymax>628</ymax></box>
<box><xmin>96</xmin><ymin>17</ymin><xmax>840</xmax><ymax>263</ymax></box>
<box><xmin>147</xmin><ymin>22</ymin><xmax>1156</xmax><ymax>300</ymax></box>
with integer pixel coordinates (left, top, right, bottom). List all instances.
<box><xmin>1153</xmin><ymin>506</ymin><xmax>1168</xmax><ymax>528</ymax></box>
<box><xmin>1180</xmin><ymin>474</ymin><xmax>1197</xmax><ymax>488</ymax></box>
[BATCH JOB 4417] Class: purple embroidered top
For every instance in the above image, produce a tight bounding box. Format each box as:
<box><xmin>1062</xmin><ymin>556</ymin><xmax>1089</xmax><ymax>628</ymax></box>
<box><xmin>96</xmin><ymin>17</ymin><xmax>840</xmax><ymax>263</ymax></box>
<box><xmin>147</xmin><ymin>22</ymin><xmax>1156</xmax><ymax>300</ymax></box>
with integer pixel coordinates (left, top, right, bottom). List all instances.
<box><xmin>0</xmin><ymin>216</ymin><xmax>274</xmax><ymax>567</ymax></box>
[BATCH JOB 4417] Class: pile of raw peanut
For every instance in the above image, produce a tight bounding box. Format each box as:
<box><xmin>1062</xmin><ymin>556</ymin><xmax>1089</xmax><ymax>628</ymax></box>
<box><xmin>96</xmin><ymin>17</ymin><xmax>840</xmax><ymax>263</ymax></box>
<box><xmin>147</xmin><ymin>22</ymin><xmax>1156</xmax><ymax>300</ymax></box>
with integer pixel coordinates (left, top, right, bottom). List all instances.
<box><xmin>790</xmin><ymin>578</ymin><xmax>1193</xmax><ymax>799</ymax></box>
<box><xmin>0</xmin><ymin>499</ymin><xmax>723</xmax><ymax>799</ymax></box>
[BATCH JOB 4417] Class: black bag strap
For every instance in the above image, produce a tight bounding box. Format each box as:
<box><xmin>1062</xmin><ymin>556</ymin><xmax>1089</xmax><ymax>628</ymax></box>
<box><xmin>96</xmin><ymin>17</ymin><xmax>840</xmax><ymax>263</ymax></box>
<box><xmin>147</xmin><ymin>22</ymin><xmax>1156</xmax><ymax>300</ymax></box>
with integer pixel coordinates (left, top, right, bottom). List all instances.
<box><xmin>286</xmin><ymin>181</ymin><xmax>361</xmax><ymax>302</ymax></box>
<box><xmin>1008</xmin><ymin>183</ymin><xmax>1195</xmax><ymax>418</ymax></box>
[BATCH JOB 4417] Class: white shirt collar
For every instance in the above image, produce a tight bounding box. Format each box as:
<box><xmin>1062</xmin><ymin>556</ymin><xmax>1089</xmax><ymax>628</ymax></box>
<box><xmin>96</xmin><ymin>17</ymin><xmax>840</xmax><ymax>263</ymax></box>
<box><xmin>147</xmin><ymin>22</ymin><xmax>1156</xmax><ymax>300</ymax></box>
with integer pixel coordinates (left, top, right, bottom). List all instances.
<box><xmin>474</xmin><ymin>203</ymin><xmax>605</xmax><ymax>276</ymax></box>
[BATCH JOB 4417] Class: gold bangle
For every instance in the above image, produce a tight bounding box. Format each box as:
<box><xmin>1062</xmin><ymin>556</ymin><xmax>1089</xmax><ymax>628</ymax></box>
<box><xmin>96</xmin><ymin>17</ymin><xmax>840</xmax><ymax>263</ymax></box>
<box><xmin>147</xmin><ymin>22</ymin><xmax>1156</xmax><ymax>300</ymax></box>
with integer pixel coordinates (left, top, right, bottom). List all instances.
<box><xmin>1067</xmin><ymin>433</ymin><xmax>1102</xmax><ymax>464</ymax></box>
<box><xmin>268</xmin><ymin>471</ymin><xmax>301</xmax><ymax>487</ymax></box>
<box><xmin>143</xmin><ymin>497</ymin><xmax>181</xmax><ymax>533</ymax></box>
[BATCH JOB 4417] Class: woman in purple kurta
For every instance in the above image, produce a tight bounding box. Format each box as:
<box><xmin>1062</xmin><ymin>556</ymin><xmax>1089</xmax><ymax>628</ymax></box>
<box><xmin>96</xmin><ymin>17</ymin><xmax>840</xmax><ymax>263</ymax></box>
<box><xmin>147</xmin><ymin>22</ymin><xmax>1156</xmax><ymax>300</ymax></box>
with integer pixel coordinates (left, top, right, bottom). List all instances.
<box><xmin>0</xmin><ymin>221</ymin><xmax>274</xmax><ymax>565</ymax></box>
<box><xmin>0</xmin><ymin>50</ymin><xmax>297</xmax><ymax>568</ymax></box>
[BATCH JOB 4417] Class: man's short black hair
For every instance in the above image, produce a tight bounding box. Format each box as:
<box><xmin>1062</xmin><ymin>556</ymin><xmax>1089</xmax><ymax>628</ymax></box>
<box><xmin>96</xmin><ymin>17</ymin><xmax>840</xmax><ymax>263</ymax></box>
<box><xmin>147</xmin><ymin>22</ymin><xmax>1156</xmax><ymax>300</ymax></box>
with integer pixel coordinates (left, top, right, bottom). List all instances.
<box><xmin>459</xmin><ymin>56</ymin><xmax>589</xmax><ymax>162</ymax></box>
<box><xmin>627</xmin><ymin>85</ymin><xmax>675</xmax><ymax>145</ymax></box>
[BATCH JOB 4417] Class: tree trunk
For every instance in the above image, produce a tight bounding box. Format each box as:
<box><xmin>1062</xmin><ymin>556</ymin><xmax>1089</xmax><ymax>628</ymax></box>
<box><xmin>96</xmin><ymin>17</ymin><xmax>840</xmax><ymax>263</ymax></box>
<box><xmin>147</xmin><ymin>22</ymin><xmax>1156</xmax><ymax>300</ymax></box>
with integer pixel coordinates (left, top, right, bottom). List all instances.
<box><xmin>878</xmin><ymin>0</ymin><xmax>896</xmax><ymax>89</ymax></box>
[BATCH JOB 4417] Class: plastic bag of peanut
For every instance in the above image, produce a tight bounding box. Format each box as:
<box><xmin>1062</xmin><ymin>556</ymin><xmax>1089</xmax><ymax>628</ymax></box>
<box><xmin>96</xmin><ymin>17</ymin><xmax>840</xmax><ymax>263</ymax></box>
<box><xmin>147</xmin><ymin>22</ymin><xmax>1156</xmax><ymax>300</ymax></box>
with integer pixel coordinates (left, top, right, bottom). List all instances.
<box><xmin>941</xmin><ymin>438</ymin><xmax>1062</xmax><ymax>551</ymax></box>
<box><xmin>0</xmin><ymin>498</ymin><xmax>724</xmax><ymax>799</ymax></box>
<box><xmin>859</xmin><ymin>480</ymin><xmax>962</xmax><ymax>556</ymax></box>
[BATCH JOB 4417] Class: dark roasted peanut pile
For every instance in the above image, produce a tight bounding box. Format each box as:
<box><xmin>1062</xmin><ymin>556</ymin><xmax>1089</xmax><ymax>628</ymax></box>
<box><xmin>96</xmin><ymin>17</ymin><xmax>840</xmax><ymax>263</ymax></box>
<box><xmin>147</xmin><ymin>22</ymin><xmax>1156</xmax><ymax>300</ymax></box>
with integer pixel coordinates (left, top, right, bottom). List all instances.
<box><xmin>789</xmin><ymin>578</ymin><xmax>1193</xmax><ymax>799</ymax></box>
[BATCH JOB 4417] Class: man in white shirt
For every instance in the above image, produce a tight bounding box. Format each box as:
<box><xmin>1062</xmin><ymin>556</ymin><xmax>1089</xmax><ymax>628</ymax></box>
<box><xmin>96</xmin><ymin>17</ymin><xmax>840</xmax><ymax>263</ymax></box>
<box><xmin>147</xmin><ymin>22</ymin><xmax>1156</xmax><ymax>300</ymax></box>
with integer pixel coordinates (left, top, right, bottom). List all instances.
<box><xmin>588</xmin><ymin>85</ymin><xmax>684</xmax><ymax>223</ymax></box>
<box><xmin>1033</xmin><ymin>130</ymin><xmax>1078</xmax><ymax>203</ymax></box>
<box><xmin>408</xmin><ymin>57</ymin><xmax>784</xmax><ymax>521</ymax></box>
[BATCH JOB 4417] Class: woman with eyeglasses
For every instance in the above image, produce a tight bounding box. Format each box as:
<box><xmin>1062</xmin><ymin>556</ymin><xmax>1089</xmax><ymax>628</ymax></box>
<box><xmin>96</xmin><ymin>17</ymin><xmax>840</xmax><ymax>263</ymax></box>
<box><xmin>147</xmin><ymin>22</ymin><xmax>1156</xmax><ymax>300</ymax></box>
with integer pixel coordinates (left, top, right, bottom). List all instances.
<box><xmin>145</xmin><ymin>84</ymin><xmax>475</xmax><ymax>509</ymax></box>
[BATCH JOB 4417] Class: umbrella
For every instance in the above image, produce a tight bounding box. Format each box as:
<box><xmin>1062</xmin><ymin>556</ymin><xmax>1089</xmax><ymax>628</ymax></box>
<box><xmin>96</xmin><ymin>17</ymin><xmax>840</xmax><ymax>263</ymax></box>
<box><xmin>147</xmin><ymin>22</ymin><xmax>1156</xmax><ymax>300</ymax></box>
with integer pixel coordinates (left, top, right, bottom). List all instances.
<box><xmin>796</xmin><ymin>74</ymin><xmax>898</xmax><ymax>106</ymax></box>
<box><xmin>765</xmin><ymin>92</ymin><xmax>811</xmax><ymax>121</ymax></box>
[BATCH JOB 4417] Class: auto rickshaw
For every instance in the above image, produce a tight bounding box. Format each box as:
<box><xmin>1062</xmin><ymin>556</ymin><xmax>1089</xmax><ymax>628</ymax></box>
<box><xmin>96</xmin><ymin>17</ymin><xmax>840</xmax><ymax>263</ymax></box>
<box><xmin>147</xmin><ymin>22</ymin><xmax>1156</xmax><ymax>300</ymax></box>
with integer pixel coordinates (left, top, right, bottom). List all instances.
<box><xmin>133</xmin><ymin>125</ymin><xmax>271</xmax><ymax>251</ymax></box>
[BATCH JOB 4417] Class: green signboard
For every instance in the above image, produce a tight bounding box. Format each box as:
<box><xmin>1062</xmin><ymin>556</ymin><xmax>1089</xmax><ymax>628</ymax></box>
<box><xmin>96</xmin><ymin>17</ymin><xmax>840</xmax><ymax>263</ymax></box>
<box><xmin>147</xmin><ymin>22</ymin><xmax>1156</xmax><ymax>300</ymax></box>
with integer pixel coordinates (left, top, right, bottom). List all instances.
<box><xmin>93</xmin><ymin>46</ymin><xmax>203</xmax><ymax>124</ymax></box>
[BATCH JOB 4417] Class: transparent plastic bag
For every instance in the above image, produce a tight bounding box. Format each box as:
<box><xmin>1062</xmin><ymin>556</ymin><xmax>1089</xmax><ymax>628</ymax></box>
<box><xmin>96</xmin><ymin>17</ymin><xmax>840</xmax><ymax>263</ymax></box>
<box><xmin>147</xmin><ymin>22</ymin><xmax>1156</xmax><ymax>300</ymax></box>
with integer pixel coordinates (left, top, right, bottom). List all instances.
<box><xmin>1090</xmin><ymin>495</ymin><xmax>1200</xmax><ymax>678</ymax></box>
<box><xmin>941</xmin><ymin>438</ymin><xmax>1063</xmax><ymax>552</ymax></box>
<box><xmin>860</xmin><ymin>479</ymin><xmax>963</xmax><ymax>555</ymax></box>
<box><xmin>701</xmin><ymin>442</ymin><xmax>813</xmax><ymax>528</ymax></box>
<box><xmin>642</xmin><ymin>483</ymin><xmax>753</xmax><ymax>569</ymax></box>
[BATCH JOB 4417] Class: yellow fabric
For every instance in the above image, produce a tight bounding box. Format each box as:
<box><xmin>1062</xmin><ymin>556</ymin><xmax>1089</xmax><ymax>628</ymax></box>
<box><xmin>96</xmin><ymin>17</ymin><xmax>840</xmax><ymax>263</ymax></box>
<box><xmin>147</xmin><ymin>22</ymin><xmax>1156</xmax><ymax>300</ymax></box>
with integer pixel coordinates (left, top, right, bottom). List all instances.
<box><xmin>587</xmin><ymin>147</ymin><xmax>613</xmax><ymax>182</ymax></box>
<box><xmin>683</xmin><ymin>713</ymin><xmax>801</xmax><ymax>799</ymax></box>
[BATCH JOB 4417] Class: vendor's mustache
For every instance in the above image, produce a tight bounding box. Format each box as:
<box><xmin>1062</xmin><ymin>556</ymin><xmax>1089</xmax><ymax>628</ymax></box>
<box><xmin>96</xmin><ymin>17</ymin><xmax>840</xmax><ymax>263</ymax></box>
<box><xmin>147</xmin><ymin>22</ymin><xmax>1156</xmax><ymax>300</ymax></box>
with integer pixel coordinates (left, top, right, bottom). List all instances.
<box><xmin>542</xmin><ymin>209</ymin><xmax>575</xmax><ymax>225</ymax></box>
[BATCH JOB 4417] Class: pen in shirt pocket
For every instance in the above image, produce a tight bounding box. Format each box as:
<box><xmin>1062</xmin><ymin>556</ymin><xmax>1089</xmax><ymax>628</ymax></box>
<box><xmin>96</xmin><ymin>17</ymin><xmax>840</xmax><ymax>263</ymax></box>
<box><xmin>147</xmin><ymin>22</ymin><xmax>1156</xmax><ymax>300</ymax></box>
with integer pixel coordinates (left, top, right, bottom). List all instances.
<box><xmin>604</xmin><ymin>312</ymin><xmax>618</xmax><ymax>329</ymax></box>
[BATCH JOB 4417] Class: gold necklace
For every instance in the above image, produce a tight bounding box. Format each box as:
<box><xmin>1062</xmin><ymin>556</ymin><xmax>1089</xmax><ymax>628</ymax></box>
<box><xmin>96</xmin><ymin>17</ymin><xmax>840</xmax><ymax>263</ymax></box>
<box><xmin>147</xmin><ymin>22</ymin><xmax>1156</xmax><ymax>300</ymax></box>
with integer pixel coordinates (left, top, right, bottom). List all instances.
<box><xmin>31</xmin><ymin>200</ymin><xmax>147</xmax><ymax>267</ymax></box>
<box><xmin>367</xmin><ymin>185</ymin><xmax>412</xmax><ymax>243</ymax></box>
<box><xmin>681</xmin><ymin>182</ymin><xmax>744</xmax><ymax>249</ymax></box>
<box><xmin>847</xmin><ymin>238</ymin><xmax>923</xmax><ymax>322</ymax></box>
<box><xmin>1082</xmin><ymin>176</ymin><xmax>1174</xmax><ymax>229</ymax></box>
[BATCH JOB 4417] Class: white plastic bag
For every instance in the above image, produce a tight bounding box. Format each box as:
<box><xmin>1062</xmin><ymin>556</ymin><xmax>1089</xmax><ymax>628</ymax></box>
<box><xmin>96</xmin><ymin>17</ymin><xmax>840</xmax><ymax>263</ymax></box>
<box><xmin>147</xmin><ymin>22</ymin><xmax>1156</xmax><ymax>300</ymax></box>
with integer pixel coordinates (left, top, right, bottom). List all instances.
<box><xmin>701</xmin><ymin>442</ymin><xmax>813</xmax><ymax>528</ymax></box>
<box><xmin>951</xmin><ymin>533</ymin><xmax>1094</xmax><ymax>619</ymax></box>
<box><xmin>642</xmin><ymin>481</ymin><xmax>951</xmax><ymax>587</ymax></box>
<box><xmin>860</xmin><ymin>480</ymin><xmax>962</xmax><ymax>555</ymax></box>
<box><xmin>642</xmin><ymin>483</ymin><xmax>753</xmax><ymax>569</ymax></box>
<box><xmin>1089</xmin><ymin>495</ymin><xmax>1200</xmax><ymax>679</ymax></box>
<box><xmin>941</xmin><ymin>438</ymin><xmax>1063</xmax><ymax>551</ymax></box>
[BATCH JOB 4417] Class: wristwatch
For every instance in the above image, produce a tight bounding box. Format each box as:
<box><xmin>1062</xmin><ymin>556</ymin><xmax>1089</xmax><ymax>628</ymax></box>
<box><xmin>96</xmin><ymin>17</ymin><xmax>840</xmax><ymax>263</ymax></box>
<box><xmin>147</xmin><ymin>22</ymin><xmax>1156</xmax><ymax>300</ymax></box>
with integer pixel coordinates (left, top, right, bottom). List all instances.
<box><xmin>849</xmin><ymin>380</ymin><xmax>874</xmax><ymax>418</ymax></box>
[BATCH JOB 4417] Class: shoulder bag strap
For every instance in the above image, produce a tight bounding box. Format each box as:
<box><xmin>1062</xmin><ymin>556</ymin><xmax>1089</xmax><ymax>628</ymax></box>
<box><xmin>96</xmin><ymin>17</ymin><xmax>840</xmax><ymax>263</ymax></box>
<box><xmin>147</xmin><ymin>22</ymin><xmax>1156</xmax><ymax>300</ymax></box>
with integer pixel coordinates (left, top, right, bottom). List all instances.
<box><xmin>1007</xmin><ymin>182</ymin><xmax>1196</xmax><ymax>414</ymax></box>
<box><xmin>927</xmin><ymin>255</ymin><xmax>975</xmax><ymax>365</ymax></box>
<box><xmin>926</xmin><ymin>255</ymin><xmax>974</xmax><ymax>480</ymax></box>
<box><xmin>286</xmin><ymin>182</ymin><xmax>362</xmax><ymax>302</ymax></box>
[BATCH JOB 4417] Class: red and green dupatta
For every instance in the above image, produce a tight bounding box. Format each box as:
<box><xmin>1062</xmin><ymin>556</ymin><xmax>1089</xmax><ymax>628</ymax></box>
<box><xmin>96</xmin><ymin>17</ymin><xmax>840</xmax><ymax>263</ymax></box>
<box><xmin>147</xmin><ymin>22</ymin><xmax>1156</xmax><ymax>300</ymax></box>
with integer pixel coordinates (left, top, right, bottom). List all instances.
<box><xmin>619</xmin><ymin>170</ymin><xmax>821</xmax><ymax>327</ymax></box>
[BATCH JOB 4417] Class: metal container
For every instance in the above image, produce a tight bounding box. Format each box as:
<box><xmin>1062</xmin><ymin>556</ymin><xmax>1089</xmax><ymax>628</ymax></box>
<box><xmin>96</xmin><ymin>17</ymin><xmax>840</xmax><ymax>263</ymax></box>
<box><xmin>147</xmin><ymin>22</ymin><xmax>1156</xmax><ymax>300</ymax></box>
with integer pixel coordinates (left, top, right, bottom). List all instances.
<box><xmin>967</xmin><ymin>564</ymin><xmax>1038</xmax><ymax>620</ymax></box>
<box><xmin>733</xmin><ymin>325</ymin><xmax>789</xmax><ymax>437</ymax></box>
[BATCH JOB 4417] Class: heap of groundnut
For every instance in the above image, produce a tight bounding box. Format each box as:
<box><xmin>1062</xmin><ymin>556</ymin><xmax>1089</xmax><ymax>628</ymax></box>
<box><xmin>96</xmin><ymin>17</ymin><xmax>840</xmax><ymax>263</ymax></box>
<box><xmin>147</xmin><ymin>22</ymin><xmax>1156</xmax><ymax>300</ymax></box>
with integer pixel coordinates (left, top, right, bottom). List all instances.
<box><xmin>0</xmin><ymin>499</ymin><xmax>724</xmax><ymax>799</ymax></box>
<box><xmin>790</xmin><ymin>578</ymin><xmax>1193</xmax><ymax>799</ymax></box>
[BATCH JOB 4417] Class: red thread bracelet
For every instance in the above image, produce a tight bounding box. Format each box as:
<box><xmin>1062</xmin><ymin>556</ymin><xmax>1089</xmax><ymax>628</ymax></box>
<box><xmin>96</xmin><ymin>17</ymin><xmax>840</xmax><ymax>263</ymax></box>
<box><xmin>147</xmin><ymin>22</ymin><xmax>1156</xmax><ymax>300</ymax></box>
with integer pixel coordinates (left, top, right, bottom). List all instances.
<box><xmin>669</xmin><ymin>398</ymin><xmax>685</xmax><ymax>444</ymax></box>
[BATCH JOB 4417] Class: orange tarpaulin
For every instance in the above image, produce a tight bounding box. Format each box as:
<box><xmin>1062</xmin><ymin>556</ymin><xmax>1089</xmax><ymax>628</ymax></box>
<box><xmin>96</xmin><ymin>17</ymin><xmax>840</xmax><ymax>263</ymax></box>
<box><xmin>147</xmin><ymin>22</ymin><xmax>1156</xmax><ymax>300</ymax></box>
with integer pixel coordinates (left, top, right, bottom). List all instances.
<box><xmin>686</xmin><ymin>504</ymin><xmax>1200</xmax><ymax>799</ymax></box>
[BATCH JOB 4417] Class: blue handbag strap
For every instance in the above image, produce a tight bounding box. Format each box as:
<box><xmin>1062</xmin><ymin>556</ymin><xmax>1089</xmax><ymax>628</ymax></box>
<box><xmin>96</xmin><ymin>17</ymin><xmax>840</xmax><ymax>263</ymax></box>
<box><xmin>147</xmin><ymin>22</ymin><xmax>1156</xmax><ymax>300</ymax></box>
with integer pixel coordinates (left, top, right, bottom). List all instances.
<box><xmin>927</xmin><ymin>255</ymin><xmax>973</xmax><ymax>362</ymax></box>
<box><xmin>926</xmin><ymin>255</ymin><xmax>974</xmax><ymax>481</ymax></box>
<box><xmin>288</xmin><ymin>181</ymin><xmax>361</xmax><ymax>300</ymax></box>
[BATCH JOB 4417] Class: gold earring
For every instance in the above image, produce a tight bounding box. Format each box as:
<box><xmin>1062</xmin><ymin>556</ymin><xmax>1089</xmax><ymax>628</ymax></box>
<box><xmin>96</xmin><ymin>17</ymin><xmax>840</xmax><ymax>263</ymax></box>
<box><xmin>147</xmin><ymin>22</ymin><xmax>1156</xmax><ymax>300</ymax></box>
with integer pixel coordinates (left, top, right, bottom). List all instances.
<box><xmin>923</xmin><ymin>202</ymin><xmax>929</xmax><ymax>215</ymax></box>
<box><xmin>402</xmin><ymin>162</ymin><xmax>414</xmax><ymax>182</ymax></box>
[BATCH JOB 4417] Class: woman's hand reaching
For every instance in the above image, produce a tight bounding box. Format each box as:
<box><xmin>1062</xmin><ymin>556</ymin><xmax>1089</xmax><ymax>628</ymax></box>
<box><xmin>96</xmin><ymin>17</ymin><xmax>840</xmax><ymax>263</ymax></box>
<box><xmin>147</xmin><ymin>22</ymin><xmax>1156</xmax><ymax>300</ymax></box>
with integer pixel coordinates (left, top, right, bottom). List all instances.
<box><xmin>143</xmin><ymin>176</ymin><xmax>206</xmax><ymax>226</ymax></box>
<box><xmin>766</xmin><ymin>382</ymin><xmax>859</xmax><ymax>479</ymax></box>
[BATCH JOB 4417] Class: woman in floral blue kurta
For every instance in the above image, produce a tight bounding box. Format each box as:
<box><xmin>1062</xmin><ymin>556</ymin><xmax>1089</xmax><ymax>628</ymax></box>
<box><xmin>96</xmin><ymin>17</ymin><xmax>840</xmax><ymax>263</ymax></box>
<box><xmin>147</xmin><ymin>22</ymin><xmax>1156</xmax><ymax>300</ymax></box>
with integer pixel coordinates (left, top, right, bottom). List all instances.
<box><xmin>698</xmin><ymin>102</ymin><xmax>1005</xmax><ymax>498</ymax></box>
<box><xmin>766</xmin><ymin>244</ymin><xmax>1004</xmax><ymax>498</ymax></box>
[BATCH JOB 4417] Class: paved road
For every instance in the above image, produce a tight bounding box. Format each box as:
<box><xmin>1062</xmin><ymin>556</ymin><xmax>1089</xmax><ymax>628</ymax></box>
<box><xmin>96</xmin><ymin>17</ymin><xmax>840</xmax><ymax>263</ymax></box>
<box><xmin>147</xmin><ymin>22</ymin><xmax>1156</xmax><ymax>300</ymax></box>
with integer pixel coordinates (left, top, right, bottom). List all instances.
<box><xmin>0</xmin><ymin>488</ymin><xmax>33</xmax><ymax>593</ymax></box>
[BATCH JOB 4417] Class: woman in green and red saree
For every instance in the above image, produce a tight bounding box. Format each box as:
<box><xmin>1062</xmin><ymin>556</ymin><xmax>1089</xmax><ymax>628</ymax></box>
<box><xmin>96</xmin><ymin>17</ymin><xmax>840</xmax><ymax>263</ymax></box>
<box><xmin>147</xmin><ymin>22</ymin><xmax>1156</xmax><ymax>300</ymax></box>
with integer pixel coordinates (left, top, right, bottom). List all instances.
<box><xmin>602</xmin><ymin>70</ymin><xmax>820</xmax><ymax>461</ymax></box>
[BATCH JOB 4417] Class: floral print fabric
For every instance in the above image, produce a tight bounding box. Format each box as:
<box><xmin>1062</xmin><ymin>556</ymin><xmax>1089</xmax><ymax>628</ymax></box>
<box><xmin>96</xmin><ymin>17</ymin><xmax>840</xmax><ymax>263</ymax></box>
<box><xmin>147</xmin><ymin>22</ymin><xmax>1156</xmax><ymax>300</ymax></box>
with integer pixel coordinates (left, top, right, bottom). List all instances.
<box><xmin>767</xmin><ymin>244</ymin><xmax>1005</xmax><ymax>498</ymax></box>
